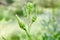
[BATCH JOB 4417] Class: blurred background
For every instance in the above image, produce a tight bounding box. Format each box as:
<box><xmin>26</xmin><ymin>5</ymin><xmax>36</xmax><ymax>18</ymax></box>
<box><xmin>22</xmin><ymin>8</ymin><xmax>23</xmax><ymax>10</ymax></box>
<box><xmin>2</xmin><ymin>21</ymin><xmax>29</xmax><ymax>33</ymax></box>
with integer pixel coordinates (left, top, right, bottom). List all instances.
<box><xmin>0</xmin><ymin>0</ymin><xmax>60</xmax><ymax>40</ymax></box>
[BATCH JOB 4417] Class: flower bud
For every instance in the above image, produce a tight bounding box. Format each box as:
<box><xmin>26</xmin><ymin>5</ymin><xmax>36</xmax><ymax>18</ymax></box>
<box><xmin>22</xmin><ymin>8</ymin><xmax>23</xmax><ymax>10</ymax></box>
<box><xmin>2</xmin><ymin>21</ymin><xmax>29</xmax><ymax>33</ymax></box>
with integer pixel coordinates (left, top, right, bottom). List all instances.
<box><xmin>23</xmin><ymin>2</ymin><xmax>34</xmax><ymax>16</ymax></box>
<box><xmin>16</xmin><ymin>15</ymin><xmax>26</xmax><ymax>31</ymax></box>
<box><xmin>32</xmin><ymin>15</ymin><xmax>37</xmax><ymax>23</ymax></box>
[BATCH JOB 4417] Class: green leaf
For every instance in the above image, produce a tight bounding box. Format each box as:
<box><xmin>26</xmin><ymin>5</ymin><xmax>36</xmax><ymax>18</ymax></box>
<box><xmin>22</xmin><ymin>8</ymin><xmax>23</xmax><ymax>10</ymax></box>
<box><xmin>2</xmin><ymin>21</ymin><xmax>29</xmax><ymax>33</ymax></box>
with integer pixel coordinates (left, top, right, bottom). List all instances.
<box><xmin>2</xmin><ymin>36</ymin><xmax>7</xmax><ymax>40</ymax></box>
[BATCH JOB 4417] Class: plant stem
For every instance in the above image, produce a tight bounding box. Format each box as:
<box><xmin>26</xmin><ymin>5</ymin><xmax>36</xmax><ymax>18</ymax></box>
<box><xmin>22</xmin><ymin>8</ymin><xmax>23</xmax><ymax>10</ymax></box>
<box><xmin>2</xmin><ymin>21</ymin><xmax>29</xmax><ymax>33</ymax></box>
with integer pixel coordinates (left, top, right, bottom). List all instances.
<box><xmin>25</xmin><ymin>29</ymin><xmax>32</xmax><ymax>40</ymax></box>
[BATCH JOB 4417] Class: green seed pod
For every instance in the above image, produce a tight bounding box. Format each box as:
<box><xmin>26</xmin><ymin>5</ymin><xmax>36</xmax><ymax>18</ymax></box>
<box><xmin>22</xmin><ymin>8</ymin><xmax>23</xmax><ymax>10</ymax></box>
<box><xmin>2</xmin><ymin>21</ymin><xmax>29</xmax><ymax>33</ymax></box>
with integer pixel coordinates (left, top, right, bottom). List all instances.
<box><xmin>16</xmin><ymin>15</ymin><xmax>26</xmax><ymax>31</ymax></box>
<box><xmin>32</xmin><ymin>15</ymin><xmax>37</xmax><ymax>23</ymax></box>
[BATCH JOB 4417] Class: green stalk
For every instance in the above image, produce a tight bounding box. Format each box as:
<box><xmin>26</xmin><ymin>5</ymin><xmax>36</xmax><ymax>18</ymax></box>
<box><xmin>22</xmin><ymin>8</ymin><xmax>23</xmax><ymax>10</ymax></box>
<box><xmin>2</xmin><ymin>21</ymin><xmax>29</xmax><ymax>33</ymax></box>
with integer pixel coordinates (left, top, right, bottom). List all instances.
<box><xmin>27</xmin><ymin>12</ymin><xmax>31</xmax><ymax>31</ymax></box>
<box><xmin>16</xmin><ymin>15</ymin><xmax>32</xmax><ymax>40</ymax></box>
<box><xmin>26</xmin><ymin>13</ymin><xmax>32</xmax><ymax>40</ymax></box>
<box><xmin>25</xmin><ymin>29</ymin><xmax>32</xmax><ymax>40</ymax></box>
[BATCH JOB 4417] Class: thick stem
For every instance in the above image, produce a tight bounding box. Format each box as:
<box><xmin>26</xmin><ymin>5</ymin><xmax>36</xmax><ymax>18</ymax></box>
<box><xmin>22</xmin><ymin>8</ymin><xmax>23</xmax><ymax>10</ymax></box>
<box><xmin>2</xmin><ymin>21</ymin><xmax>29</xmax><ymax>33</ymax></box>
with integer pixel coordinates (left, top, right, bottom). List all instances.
<box><xmin>25</xmin><ymin>29</ymin><xmax>32</xmax><ymax>40</ymax></box>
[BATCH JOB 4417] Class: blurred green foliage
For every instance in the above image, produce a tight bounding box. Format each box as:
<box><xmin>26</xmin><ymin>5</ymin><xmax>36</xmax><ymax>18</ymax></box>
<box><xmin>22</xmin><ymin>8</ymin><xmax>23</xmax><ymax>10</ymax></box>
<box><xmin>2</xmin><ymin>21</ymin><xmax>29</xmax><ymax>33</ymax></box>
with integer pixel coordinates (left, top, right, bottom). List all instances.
<box><xmin>6</xmin><ymin>0</ymin><xmax>14</xmax><ymax>5</ymax></box>
<box><xmin>10</xmin><ymin>34</ymin><xmax>20</xmax><ymax>40</ymax></box>
<box><xmin>15</xmin><ymin>8</ymin><xmax>23</xmax><ymax>16</ymax></box>
<box><xmin>0</xmin><ymin>0</ymin><xmax>60</xmax><ymax>40</ymax></box>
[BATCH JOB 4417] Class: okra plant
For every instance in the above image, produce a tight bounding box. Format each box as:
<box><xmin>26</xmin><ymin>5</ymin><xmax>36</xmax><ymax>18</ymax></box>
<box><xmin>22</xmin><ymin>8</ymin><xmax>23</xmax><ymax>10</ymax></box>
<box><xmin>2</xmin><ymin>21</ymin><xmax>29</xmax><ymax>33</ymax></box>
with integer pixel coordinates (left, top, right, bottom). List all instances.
<box><xmin>16</xmin><ymin>2</ymin><xmax>37</xmax><ymax>40</ymax></box>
